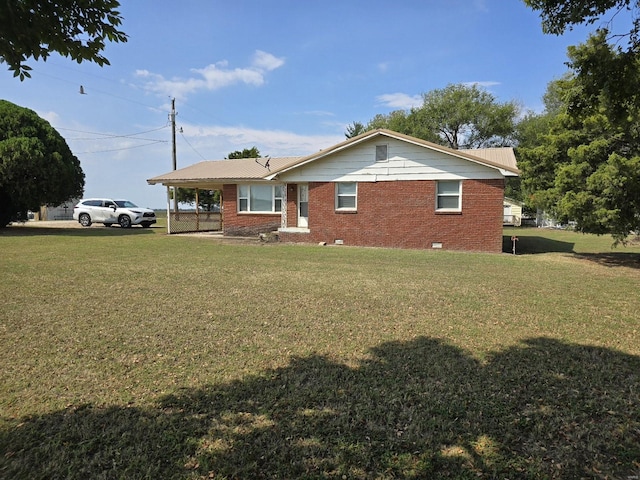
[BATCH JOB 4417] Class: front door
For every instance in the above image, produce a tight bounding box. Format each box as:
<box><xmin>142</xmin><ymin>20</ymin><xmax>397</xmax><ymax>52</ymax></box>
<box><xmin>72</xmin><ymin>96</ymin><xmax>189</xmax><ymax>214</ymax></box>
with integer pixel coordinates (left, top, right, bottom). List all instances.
<box><xmin>298</xmin><ymin>184</ymin><xmax>309</xmax><ymax>228</ymax></box>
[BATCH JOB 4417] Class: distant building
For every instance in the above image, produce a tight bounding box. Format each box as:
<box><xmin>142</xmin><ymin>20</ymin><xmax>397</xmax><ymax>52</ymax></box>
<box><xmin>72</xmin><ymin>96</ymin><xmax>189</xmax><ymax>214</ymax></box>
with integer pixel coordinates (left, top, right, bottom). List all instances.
<box><xmin>34</xmin><ymin>199</ymin><xmax>78</xmax><ymax>220</ymax></box>
<box><xmin>503</xmin><ymin>197</ymin><xmax>523</xmax><ymax>226</ymax></box>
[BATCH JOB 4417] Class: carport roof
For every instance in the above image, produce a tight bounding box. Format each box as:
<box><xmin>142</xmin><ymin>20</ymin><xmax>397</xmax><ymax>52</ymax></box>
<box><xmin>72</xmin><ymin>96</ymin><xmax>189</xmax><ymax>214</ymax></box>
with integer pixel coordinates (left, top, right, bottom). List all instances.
<box><xmin>146</xmin><ymin>156</ymin><xmax>302</xmax><ymax>187</ymax></box>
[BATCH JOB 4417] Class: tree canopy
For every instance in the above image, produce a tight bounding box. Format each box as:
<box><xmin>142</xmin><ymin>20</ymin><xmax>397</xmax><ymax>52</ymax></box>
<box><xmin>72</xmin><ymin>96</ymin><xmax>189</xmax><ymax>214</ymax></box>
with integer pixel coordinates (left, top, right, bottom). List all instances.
<box><xmin>413</xmin><ymin>84</ymin><xmax>520</xmax><ymax>149</ymax></box>
<box><xmin>523</xmin><ymin>0</ymin><xmax>639</xmax><ymax>40</ymax></box>
<box><xmin>345</xmin><ymin>121</ymin><xmax>366</xmax><ymax>139</ymax></box>
<box><xmin>520</xmin><ymin>0</ymin><xmax>640</xmax><ymax>241</ymax></box>
<box><xmin>517</xmin><ymin>32</ymin><xmax>640</xmax><ymax>241</ymax></box>
<box><xmin>227</xmin><ymin>147</ymin><xmax>261</xmax><ymax>159</ymax></box>
<box><xmin>0</xmin><ymin>0</ymin><xmax>127</xmax><ymax>80</ymax></box>
<box><xmin>175</xmin><ymin>187</ymin><xmax>220</xmax><ymax>213</ymax></box>
<box><xmin>0</xmin><ymin>100</ymin><xmax>85</xmax><ymax>226</ymax></box>
<box><xmin>348</xmin><ymin>84</ymin><xmax>520</xmax><ymax>149</ymax></box>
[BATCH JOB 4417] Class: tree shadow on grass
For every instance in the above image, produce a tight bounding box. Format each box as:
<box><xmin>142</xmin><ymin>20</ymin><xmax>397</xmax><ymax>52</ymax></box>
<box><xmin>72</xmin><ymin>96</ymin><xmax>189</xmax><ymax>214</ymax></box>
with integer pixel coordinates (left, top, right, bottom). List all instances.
<box><xmin>575</xmin><ymin>252</ymin><xmax>640</xmax><ymax>270</ymax></box>
<box><xmin>502</xmin><ymin>235</ymin><xmax>574</xmax><ymax>254</ymax></box>
<box><xmin>1</xmin><ymin>225</ymin><xmax>157</xmax><ymax>237</ymax></box>
<box><xmin>502</xmin><ymin>234</ymin><xmax>640</xmax><ymax>268</ymax></box>
<box><xmin>2</xmin><ymin>337</ymin><xmax>639</xmax><ymax>479</ymax></box>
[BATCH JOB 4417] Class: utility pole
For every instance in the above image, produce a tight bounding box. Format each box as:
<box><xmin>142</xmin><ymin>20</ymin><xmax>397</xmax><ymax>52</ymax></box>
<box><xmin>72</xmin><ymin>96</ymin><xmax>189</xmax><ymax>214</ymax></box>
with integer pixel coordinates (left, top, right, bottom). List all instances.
<box><xmin>170</xmin><ymin>98</ymin><xmax>177</xmax><ymax>213</ymax></box>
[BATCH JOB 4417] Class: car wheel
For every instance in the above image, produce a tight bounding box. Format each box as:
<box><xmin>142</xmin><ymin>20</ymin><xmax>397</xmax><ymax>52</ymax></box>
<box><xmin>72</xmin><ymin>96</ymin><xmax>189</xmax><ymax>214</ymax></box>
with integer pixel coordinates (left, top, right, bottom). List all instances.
<box><xmin>103</xmin><ymin>223</ymin><xmax>113</xmax><ymax>227</ymax></box>
<box><xmin>141</xmin><ymin>222</ymin><xmax>151</xmax><ymax>228</ymax></box>
<box><xmin>118</xmin><ymin>215</ymin><xmax>132</xmax><ymax>228</ymax></box>
<box><xmin>79</xmin><ymin>213</ymin><xmax>92</xmax><ymax>227</ymax></box>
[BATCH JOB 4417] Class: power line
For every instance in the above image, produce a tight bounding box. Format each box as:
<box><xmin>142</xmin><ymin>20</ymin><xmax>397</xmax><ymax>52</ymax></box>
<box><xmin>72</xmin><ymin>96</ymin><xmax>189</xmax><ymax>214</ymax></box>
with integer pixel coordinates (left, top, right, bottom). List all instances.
<box><xmin>74</xmin><ymin>140</ymin><xmax>167</xmax><ymax>155</ymax></box>
<box><xmin>29</xmin><ymin>64</ymin><xmax>230</xmax><ymax>161</ymax></box>
<box><xmin>57</xmin><ymin>125</ymin><xmax>169</xmax><ymax>137</ymax></box>
<box><xmin>68</xmin><ymin>135</ymin><xmax>168</xmax><ymax>142</ymax></box>
<box><xmin>179</xmin><ymin>127</ymin><xmax>207</xmax><ymax>160</ymax></box>
<box><xmin>31</xmin><ymin>67</ymin><xmax>165</xmax><ymax>112</ymax></box>
<box><xmin>57</xmin><ymin>124</ymin><xmax>170</xmax><ymax>142</ymax></box>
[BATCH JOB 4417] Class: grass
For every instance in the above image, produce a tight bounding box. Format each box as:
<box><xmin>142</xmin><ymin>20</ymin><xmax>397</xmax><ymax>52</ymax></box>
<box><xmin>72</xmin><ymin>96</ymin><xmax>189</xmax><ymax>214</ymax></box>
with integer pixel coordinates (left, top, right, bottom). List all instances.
<box><xmin>1</xmin><ymin>223</ymin><xmax>640</xmax><ymax>479</ymax></box>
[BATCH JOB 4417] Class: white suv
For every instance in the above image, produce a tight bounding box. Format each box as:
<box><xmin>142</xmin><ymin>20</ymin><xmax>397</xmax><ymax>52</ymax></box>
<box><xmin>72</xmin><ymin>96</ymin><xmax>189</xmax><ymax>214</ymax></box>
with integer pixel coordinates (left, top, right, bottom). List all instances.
<box><xmin>73</xmin><ymin>198</ymin><xmax>157</xmax><ymax>228</ymax></box>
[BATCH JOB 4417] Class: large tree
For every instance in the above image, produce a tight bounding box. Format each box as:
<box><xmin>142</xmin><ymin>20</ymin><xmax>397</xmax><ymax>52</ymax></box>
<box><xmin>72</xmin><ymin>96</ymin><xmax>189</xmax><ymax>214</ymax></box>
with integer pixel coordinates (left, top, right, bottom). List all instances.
<box><xmin>0</xmin><ymin>0</ymin><xmax>127</xmax><ymax>80</ymax></box>
<box><xmin>513</xmin><ymin>74</ymin><xmax>569</xmax><ymax>205</ymax></box>
<box><xmin>517</xmin><ymin>32</ymin><xmax>640</xmax><ymax>241</ymax></box>
<box><xmin>412</xmin><ymin>84</ymin><xmax>520</xmax><ymax>149</ymax></box>
<box><xmin>350</xmin><ymin>84</ymin><xmax>520</xmax><ymax>149</ymax></box>
<box><xmin>0</xmin><ymin>100</ymin><xmax>84</xmax><ymax>226</ymax></box>
<box><xmin>522</xmin><ymin>0</ymin><xmax>640</xmax><ymax>241</ymax></box>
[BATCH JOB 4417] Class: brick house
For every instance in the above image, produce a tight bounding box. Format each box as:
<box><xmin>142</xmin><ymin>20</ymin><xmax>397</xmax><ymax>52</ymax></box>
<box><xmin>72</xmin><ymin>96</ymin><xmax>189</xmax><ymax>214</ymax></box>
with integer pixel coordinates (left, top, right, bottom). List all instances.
<box><xmin>148</xmin><ymin>129</ymin><xmax>519</xmax><ymax>252</ymax></box>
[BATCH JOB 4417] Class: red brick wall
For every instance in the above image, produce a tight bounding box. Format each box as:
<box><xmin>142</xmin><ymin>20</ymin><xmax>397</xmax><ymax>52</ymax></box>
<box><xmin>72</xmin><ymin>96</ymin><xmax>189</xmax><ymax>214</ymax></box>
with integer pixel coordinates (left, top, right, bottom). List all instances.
<box><xmin>222</xmin><ymin>184</ymin><xmax>281</xmax><ymax>236</ymax></box>
<box><xmin>278</xmin><ymin>179</ymin><xmax>505</xmax><ymax>252</ymax></box>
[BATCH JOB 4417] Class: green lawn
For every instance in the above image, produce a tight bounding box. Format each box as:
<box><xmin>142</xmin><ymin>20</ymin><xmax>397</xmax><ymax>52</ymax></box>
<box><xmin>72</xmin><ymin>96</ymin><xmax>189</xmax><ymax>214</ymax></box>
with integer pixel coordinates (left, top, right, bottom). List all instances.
<box><xmin>1</xmin><ymin>224</ymin><xmax>639</xmax><ymax>479</ymax></box>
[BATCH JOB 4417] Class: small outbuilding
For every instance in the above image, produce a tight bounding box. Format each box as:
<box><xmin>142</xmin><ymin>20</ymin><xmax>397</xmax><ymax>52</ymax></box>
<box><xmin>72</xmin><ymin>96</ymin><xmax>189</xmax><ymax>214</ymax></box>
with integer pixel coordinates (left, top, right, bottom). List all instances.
<box><xmin>503</xmin><ymin>197</ymin><xmax>523</xmax><ymax>226</ymax></box>
<box><xmin>33</xmin><ymin>199</ymin><xmax>79</xmax><ymax>221</ymax></box>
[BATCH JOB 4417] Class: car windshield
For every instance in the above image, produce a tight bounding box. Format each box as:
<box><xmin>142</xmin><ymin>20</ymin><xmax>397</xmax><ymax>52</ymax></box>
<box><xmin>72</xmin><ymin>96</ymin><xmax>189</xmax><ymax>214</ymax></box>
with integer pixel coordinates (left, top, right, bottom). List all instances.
<box><xmin>115</xmin><ymin>200</ymin><xmax>138</xmax><ymax>208</ymax></box>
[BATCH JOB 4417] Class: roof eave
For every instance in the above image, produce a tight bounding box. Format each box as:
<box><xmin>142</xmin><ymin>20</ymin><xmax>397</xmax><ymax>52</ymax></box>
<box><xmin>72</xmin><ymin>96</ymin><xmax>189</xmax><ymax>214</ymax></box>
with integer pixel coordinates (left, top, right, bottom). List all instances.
<box><xmin>268</xmin><ymin>129</ymin><xmax>391</xmax><ymax>177</ymax></box>
<box><xmin>269</xmin><ymin>128</ymin><xmax>520</xmax><ymax>177</ymax></box>
<box><xmin>147</xmin><ymin>177</ymin><xmax>276</xmax><ymax>187</ymax></box>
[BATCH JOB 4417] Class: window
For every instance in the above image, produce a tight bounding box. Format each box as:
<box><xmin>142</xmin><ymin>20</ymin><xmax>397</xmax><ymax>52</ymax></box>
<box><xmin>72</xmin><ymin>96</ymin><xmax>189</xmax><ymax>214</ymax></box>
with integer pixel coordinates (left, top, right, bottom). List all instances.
<box><xmin>114</xmin><ymin>200</ymin><xmax>137</xmax><ymax>208</ymax></box>
<box><xmin>237</xmin><ymin>184</ymin><xmax>283</xmax><ymax>213</ymax></box>
<box><xmin>376</xmin><ymin>144</ymin><xmax>388</xmax><ymax>162</ymax></box>
<box><xmin>436</xmin><ymin>180</ymin><xmax>461</xmax><ymax>211</ymax></box>
<box><xmin>336</xmin><ymin>182</ymin><xmax>357</xmax><ymax>210</ymax></box>
<box><xmin>274</xmin><ymin>185</ymin><xmax>283</xmax><ymax>212</ymax></box>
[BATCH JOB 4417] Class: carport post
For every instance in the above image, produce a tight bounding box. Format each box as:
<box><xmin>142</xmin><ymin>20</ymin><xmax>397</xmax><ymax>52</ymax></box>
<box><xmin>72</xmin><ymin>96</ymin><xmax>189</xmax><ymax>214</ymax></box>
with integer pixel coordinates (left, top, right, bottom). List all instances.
<box><xmin>166</xmin><ymin>186</ymin><xmax>172</xmax><ymax>234</ymax></box>
<box><xmin>195</xmin><ymin>188</ymin><xmax>200</xmax><ymax>231</ymax></box>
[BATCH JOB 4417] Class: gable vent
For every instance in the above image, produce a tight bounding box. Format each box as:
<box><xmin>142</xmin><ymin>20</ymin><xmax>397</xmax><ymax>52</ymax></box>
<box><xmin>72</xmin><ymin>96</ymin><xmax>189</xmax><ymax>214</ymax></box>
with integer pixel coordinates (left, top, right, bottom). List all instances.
<box><xmin>376</xmin><ymin>145</ymin><xmax>388</xmax><ymax>162</ymax></box>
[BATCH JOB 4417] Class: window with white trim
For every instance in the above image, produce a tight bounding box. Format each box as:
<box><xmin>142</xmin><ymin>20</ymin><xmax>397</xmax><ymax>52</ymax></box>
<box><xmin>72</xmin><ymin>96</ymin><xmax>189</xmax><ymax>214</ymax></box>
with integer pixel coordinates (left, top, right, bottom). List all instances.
<box><xmin>436</xmin><ymin>180</ymin><xmax>461</xmax><ymax>211</ymax></box>
<box><xmin>237</xmin><ymin>184</ymin><xmax>283</xmax><ymax>213</ymax></box>
<box><xmin>336</xmin><ymin>182</ymin><xmax>357</xmax><ymax>210</ymax></box>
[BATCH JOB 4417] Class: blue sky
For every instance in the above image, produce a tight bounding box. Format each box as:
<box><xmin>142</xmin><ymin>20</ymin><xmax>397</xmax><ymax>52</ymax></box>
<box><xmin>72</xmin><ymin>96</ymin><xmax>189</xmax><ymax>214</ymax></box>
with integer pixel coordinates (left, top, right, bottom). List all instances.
<box><xmin>0</xmin><ymin>0</ymin><xmax>622</xmax><ymax>208</ymax></box>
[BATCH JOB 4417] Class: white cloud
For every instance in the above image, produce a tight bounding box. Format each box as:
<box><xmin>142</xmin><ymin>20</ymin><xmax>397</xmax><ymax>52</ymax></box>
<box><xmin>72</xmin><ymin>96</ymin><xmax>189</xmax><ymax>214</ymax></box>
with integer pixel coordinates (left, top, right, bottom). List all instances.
<box><xmin>39</xmin><ymin>110</ymin><xmax>61</xmax><ymax>125</ymax></box>
<box><xmin>252</xmin><ymin>50</ymin><xmax>285</xmax><ymax>71</ymax></box>
<box><xmin>179</xmin><ymin>123</ymin><xmax>343</xmax><ymax>158</ymax></box>
<box><xmin>193</xmin><ymin>62</ymin><xmax>265</xmax><ymax>88</ymax></box>
<box><xmin>376</xmin><ymin>93</ymin><xmax>422</xmax><ymax>109</ymax></box>
<box><xmin>462</xmin><ymin>81</ymin><xmax>501</xmax><ymax>88</ymax></box>
<box><xmin>135</xmin><ymin>50</ymin><xmax>285</xmax><ymax>100</ymax></box>
<box><xmin>302</xmin><ymin>110</ymin><xmax>335</xmax><ymax>117</ymax></box>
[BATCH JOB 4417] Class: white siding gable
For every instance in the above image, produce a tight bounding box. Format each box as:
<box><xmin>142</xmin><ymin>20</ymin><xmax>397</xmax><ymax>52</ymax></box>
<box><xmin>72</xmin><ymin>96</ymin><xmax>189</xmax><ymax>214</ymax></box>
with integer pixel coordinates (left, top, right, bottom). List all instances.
<box><xmin>276</xmin><ymin>137</ymin><xmax>505</xmax><ymax>183</ymax></box>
